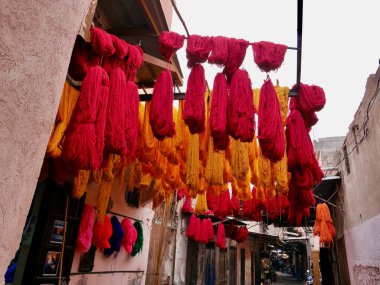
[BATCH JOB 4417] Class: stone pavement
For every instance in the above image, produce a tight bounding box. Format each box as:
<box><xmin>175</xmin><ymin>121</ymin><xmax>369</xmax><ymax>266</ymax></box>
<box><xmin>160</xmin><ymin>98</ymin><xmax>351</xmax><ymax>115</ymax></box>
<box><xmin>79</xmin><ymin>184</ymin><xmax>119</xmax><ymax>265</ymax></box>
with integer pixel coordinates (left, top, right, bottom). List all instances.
<box><xmin>272</xmin><ymin>271</ymin><xmax>305</xmax><ymax>285</ymax></box>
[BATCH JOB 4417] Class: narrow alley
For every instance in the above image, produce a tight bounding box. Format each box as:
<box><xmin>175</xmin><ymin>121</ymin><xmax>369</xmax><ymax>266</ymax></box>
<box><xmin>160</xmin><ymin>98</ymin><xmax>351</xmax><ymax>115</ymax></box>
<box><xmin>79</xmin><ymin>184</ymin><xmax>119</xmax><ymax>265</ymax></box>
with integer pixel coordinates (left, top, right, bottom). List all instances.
<box><xmin>273</xmin><ymin>272</ymin><xmax>304</xmax><ymax>285</ymax></box>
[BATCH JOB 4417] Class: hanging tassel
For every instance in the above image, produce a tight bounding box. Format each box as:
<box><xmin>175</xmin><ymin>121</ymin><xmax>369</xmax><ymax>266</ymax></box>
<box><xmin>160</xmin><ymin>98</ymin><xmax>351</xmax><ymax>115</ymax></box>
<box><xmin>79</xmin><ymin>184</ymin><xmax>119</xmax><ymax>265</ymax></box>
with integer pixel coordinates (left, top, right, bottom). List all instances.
<box><xmin>73</xmin><ymin>170</ymin><xmax>90</xmax><ymax>199</ymax></box>
<box><xmin>159</xmin><ymin>31</ymin><xmax>185</xmax><ymax>61</ymax></box>
<box><xmin>150</xmin><ymin>69</ymin><xmax>175</xmax><ymax>140</ymax></box>
<box><xmin>131</xmin><ymin>221</ymin><xmax>144</xmax><ymax>256</ymax></box>
<box><xmin>104</xmin><ymin>216</ymin><xmax>124</xmax><ymax>256</ymax></box>
<box><xmin>47</xmin><ymin>82</ymin><xmax>79</xmax><ymax>158</ymax></box>
<box><xmin>186</xmin><ymin>134</ymin><xmax>200</xmax><ymax>191</ymax></box>
<box><xmin>105</xmin><ymin>68</ymin><xmax>128</xmax><ymax>156</ymax></box>
<box><xmin>216</xmin><ymin>223</ymin><xmax>226</xmax><ymax>249</ymax></box>
<box><xmin>195</xmin><ymin>192</ymin><xmax>208</xmax><ymax>215</ymax></box>
<box><xmin>62</xmin><ymin>66</ymin><xmax>109</xmax><ymax>171</ymax></box>
<box><xmin>227</xmin><ymin>69</ymin><xmax>255</xmax><ymax>142</ymax></box>
<box><xmin>121</xmin><ymin>218</ymin><xmax>137</xmax><ymax>254</ymax></box>
<box><xmin>183</xmin><ymin>64</ymin><xmax>206</xmax><ymax>133</ymax></box>
<box><xmin>92</xmin><ymin>215</ymin><xmax>113</xmax><ymax>249</ymax></box>
<box><xmin>209</xmin><ymin>73</ymin><xmax>229</xmax><ymax>151</ymax></box>
<box><xmin>258</xmin><ymin>78</ymin><xmax>285</xmax><ymax>163</ymax></box>
<box><xmin>76</xmin><ymin>204</ymin><xmax>95</xmax><ymax>253</ymax></box>
<box><xmin>125</xmin><ymin>81</ymin><xmax>140</xmax><ymax>161</ymax></box>
<box><xmin>252</xmin><ymin>41</ymin><xmax>287</xmax><ymax>73</ymax></box>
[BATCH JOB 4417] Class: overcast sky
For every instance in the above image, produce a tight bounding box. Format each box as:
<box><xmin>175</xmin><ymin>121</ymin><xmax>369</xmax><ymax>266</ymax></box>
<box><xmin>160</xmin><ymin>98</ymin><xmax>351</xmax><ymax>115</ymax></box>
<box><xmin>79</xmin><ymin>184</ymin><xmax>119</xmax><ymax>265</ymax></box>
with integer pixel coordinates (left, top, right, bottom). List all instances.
<box><xmin>171</xmin><ymin>0</ymin><xmax>380</xmax><ymax>140</ymax></box>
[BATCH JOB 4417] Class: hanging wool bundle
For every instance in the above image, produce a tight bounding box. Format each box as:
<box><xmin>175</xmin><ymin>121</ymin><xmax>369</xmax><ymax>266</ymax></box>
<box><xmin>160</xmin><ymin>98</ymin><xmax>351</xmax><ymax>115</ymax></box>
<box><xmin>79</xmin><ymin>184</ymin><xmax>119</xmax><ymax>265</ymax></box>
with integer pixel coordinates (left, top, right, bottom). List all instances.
<box><xmin>193</xmin><ymin>217</ymin><xmax>202</xmax><ymax>242</ymax></box>
<box><xmin>76</xmin><ymin>204</ymin><xmax>95</xmax><ymax>253</ymax></box>
<box><xmin>183</xmin><ymin>64</ymin><xmax>206</xmax><ymax>133</ymax></box>
<box><xmin>314</xmin><ymin>203</ymin><xmax>335</xmax><ymax>247</ymax></box>
<box><xmin>213</xmin><ymin>189</ymin><xmax>232</xmax><ymax>219</ymax></box>
<box><xmin>125</xmin><ymin>81</ymin><xmax>140</xmax><ymax>161</ymax></box>
<box><xmin>289</xmin><ymin>97</ymin><xmax>319</xmax><ymax>130</ymax></box>
<box><xmin>90</xmin><ymin>27</ymin><xmax>115</xmax><ymax>57</ymax></box>
<box><xmin>227</xmin><ymin>69</ymin><xmax>255</xmax><ymax>142</ymax></box>
<box><xmin>124</xmin><ymin>45</ymin><xmax>144</xmax><ymax>81</ymax></box>
<box><xmin>258</xmin><ymin>78</ymin><xmax>285</xmax><ymax>163</ymax></box>
<box><xmin>207</xmin><ymin>218</ymin><xmax>214</xmax><ymax>241</ymax></box>
<box><xmin>252</xmin><ymin>41</ymin><xmax>287</xmax><ymax>73</ymax></box>
<box><xmin>234</xmin><ymin>227</ymin><xmax>249</xmax><ymax>243</ymax></box>
<box><xmin>150</xmin><ymin>69</ymin><xmax>175</xmax><ymax>140</ymax></box>
<box><xmin>62</xmin><ymin>66</ymin><xmax>109</xmax><ymax>171</ymax></box>
<box><xmin>299</xmin><ymin>83</ymin><xmax>326</xmax><ymax>113</ymax></box>
<box><xmin>159</xmin><ymin>31</ymin><xmax>185</xmax><ymax>61</ymax></box>
<box><xmin>186</xmin><ymin>35</ymin><xmax>213</xmax><ymax>68</ymax></box>
<box><xmin>226</xmin><ymin>221</ymin><xmax>237</xmax><ymax>238</ymax></box>
<box><xmin>206</xmin><ymin>190</ymin><xmax>218</xmax><ymax>212</ymax></box>
<box><xmin>47</xmin><ymin>82</ymin><xmax>79</xmax><ymax>158</ymax></box>
<box><xmin>186</xmin><ymin>214</ymin><xmax>197</xmax><ymax>238</ymax></box>
<box><xmin>186</xmin><ymin>134</ymin><xmax>200</xmax><ymax>191</ymax></box>
<box><xmin>111</xmin><ymin>35</ymin><xmax>129</xmax><ymax>59</ymax></box>
<box><xmin>105</xmin><ymin>68</ymin><xmax>127</xmax><ymax>156</ymax></box>
<box><xmin>182</xmin><ymin>196</ymin><xmax>195</xmax><ymax>214</ymax></box>
<box><xmin>216</xmin><ymin>223</ymin><xmax>226</xmax><ymax>249</ymax></box>
<box><xmin>242</xmin><ymin>188</ymin><xmax>263</xmax><ymax>222</ymax></box>
<box><xmin>231</xmin><ymin>195</ymin><xmax>241</xmax><ymax>217</ymax></box>
<box><xmin>104</xmin><ymin>216</ymin><xmax>124</xmax><ymax>256</ymax></box>
<box><xmin>96</xmin><ymin>155</ymin><xmax>115</xmax><ymax>223</ymax></box>
<box><xmin>205</xmin><ymin>138</ymin><xmax>224</xmax><ymax>185</ymax></box>
<box><xmin>73</xmin><ymin>170</ymin><xmax>91</xmax><ymax>199</ymax></box>
<box><xmin>195</xmin><ymin>192</ymin><xmax>208</xmax><ymax>215</ymax></box>
<box><xmin>121</xmin><ymin>218</ymin><xmax>137</xmax><ymax>254</ymax></box>
<box><xmin>274</xmin><ymin>153</ymin><xmax>289</xmax><ymax>196</ymax></box>
<box><xmin>199</xmin><ymin>219</ymin><xmax>210</xmax><ymax>244</ymax></box>
<box><xmin>92</xmin><ymin>215</ymin><xmax>113</xmax><ymax>249</ymax></box>
<box><xmin>131</xmin><ymin>221</ymin><xmax>144</xmax><ymax>256</ymax></box>
<box><xmin>275</xmin><ymin>85</ymin><xmax>290</xmax><ymax>125</ymax></box>
<box><xmin>223</xmin><ymin>38</ymin><xmax>250</xmax><ymax>76</ymax></box>
<box><xmin>209</xmin><ymin>73</ymin><xmax>229</xmax><ymax>151</ymax></box>
<box><xmin>265</xmin><ymin>194</ymin><xmax>289</xmax><ymax>221</ymax></box>
<box><xmin>230</xmin><ymin>138</ymin><xmax>250</xmax><ymax>181</ymax></box>
<box><xmin>208</xmin><ymin>36</ymin><xmax>229</xmax><ymax>66</ymax></box>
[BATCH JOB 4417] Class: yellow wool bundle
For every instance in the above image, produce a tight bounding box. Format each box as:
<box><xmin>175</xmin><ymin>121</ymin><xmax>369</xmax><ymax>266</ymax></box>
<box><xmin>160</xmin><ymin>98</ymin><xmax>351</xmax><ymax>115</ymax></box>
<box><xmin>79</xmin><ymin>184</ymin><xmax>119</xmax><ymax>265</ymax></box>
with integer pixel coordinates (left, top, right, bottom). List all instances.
<box><xmin>253</xmin><ymin>88</ymin><xmax>261</xmax><ymax>111</ymax></box>
<box><xmin>205</xmin><ymin>138</ymin><xmax>224</xmax><ymax>185</ymax></box>
<box><xmin>186</xmin><ymin>134</ymin><xmax>200</xmax><ymax>192</ymax></box>
<box><xmin>165</xmin><ymin>161</ymin><xmax>180</xmax><ymax>190</ymax></box>
<box><xmin>140</xmin><ymin>172</ymin><xmax>152</xmax><ymax>190</ymax></box>
<box><xmin>230</xmin><ymin>138</ymin><xmax>249</xmax><ymax>181</ymax></box>
<box><xmin>159</xmin><ymin>108</ymin><xmax>180</xmax><ymax>165</ymax></box>
<box><xmin>223</xmin><ymin>158</ymin><xmax>233</xmax><ymax>184</ymax></box>
<box><xmin>152</xmin><ymin>179</ymin><xmax>166</xmax><ymax>209</ymax></box>
<box><xmin>47</xmin><ymin>82</ymin><xmax>80</xmax><ymax>158</ymax></box>
<box><xmin>92</xmin><ymin>169</ymin><xmax>103</xmax><ymax>185</ymax></box>
<box><xmin>195</xmin><ymin>192</ymin><xmax>208</xmax><ymax>215</ymax></box>
<box><xmin>248</xmin><ymin>138</ymin><xmax>260</xmax><ymax>186</ymax></box>
<box><xmin>257</xmin><ymin>143</ymin><xmax>276</xmax><ymax>198</ymax></box>
<box><xmin>274</xmin><ymin>150</ymin><xmax>288</xmax><ymax>196</ymax></box>
<box><xmin>142</xmin><ymin>102</ymin><xmax>159</xmax><ymax>167</ymax></box>
<box><xmin>176</xmin><ymin>101</ymin><xmax>190</xmax><ymax>161</ymax></box>
<box><xmin>135</xmin><ymin>103</ymin><xmax>146</xmax><ymax>161</ymax></box>
<box><xmin>96</xmin><ymin>155</ymin><xmax>115</xmax><ymax>222</ymax></box>
<box><xmin>274</xmin><ymin>85</ymin><xmax>289</xmax><ymax>125</ymax></box>
<box><xmin>238</xmin><ymin>171</ymin><xmax>252</xmax><ymax>201</ymax></box>
<box><xmin>73</xmin><ymin>170</ymin><xmax>90</xmax><ymax>199</ymax></box>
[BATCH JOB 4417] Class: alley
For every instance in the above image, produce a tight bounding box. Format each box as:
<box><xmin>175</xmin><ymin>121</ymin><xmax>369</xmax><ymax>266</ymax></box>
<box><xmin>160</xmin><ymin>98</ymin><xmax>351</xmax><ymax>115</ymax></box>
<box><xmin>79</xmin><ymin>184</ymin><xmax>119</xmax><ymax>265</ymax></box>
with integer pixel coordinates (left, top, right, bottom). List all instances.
<box><xmin>273</xmin><ymin>272</ymin><xmax>304</xmax><ymax>285</ymax></box>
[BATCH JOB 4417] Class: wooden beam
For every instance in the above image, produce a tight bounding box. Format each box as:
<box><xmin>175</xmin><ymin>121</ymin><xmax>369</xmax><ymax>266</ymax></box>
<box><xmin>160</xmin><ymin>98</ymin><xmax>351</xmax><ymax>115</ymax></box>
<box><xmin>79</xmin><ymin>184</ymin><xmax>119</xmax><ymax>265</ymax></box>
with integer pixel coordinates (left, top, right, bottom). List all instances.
<box><xmin>106</xmin><ymin>26</ymin><xmax>156</xmax><ymax>37</ymax></box>
<box><xmin>137</xmin><ymin>0</ymin><xmax>161</xmax><ymax>35</ymax></box>
<box><xmin>143</xmin><ymin>53</ymin><xmax>183</xmax><ymax>86</ymax></box>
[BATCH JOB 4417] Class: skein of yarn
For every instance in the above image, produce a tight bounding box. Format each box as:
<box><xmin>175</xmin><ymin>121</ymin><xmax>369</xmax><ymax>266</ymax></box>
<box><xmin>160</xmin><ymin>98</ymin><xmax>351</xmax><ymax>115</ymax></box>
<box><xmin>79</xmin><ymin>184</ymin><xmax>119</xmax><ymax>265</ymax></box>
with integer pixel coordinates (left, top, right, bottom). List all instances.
<box><xmin>252</xmin><ymin>41</ymin><xmax>287</xmax><ymax>73</ymax></box>
<box><xmin>186</xmin><ymin>35</ymin><xmax>213</xmax><ymax>68</ymax></box>
<box><xmin>121</xmin><ymin>218</ymin><xmax>137</xmax><ymax>254</ymax></box>
<box><xmin>125</xmin><ymin>81</ymin><xmax>140</xmax><ymax>161</ymax></box>
<box><xmin>208</xmin><ymin>36</ymin><xmax>229</xmax><ymax>66</ymax></box>
<box><xmin>159</xmin><ymin>31</ymin><xmax>185</xmax><ymax>61</ymax></box>
<box><xmin>216</xmin><ymin>223</ymin><xmax>226</xmax><ymax>249</ymax></box>
<box><xmin>76</xmin><ymin>204</ymin><xmax>95</xmax><ymax>253</ymax></box>
<box><xmin>90</xmin><ymin>27</ymin><xmax>115</xmax><ymax>57</ymax></box>
<box><xmin>104</xmin><ymin>216</ymin><xmax>124</xmax><ymax>256</ymax></box>
<box><xmin>223</xmin><ymin>38</ymin><xmax>250</xmax><ymax>76</ymax></box>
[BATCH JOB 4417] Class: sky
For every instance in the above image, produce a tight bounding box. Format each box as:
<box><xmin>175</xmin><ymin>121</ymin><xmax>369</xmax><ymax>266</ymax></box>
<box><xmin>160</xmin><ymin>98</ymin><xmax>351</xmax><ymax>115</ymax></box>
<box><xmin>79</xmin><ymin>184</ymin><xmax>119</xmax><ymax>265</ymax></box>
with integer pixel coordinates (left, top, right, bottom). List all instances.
<box><xmin>170</xmin><ymin>0</ymin><xmax>380</xmax><ymax>140</ymax></box>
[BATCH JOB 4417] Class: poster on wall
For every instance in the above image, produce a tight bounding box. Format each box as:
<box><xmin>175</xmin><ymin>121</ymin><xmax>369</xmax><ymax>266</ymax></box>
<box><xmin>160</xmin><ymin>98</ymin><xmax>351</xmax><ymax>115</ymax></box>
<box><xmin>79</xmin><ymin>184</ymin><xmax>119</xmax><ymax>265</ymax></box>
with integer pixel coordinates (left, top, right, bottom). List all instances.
<box><xmin>42</xmin><ymin>251</ymin><xmax>61</xmax><ymax>276</ymax></box>
<box><xmin>50</xmin><ymin>220</ymin><xmax>65</xmax><ymax>244</ymax></box>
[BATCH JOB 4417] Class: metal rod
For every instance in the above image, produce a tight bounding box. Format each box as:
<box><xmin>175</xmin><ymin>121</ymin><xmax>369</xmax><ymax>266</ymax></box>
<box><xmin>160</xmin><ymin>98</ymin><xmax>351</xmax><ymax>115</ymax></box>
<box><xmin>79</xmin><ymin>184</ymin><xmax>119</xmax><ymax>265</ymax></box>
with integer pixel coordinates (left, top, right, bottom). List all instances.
<box><xmin>108</xmin><ymin>210</ymin><xmax>143</xmax><ymax>223</ymax></box>
<box><xmin>139</xmin><ymin>92</ymin><xmax>185</xmax><ymax>102</ymax></box>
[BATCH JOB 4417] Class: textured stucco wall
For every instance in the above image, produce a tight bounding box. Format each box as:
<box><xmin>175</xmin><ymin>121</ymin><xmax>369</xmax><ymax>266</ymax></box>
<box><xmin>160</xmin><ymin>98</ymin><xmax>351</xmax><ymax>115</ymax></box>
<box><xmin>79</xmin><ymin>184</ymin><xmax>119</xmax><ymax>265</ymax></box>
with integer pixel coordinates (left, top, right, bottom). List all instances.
<box><xmin>0</xmin><ymin>0</ymin><xmax>92</xmax><ymax>277</ymax></box>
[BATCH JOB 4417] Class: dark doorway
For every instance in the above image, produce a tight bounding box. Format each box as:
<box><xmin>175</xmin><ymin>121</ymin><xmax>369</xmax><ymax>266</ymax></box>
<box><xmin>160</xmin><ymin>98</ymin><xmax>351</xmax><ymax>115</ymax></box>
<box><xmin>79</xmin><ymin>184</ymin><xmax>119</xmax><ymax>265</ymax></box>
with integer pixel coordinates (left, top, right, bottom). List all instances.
<box><xmin>241</xmin><ymin>248</ymin><xmax>245</xmax><ymax>285</ymax></box>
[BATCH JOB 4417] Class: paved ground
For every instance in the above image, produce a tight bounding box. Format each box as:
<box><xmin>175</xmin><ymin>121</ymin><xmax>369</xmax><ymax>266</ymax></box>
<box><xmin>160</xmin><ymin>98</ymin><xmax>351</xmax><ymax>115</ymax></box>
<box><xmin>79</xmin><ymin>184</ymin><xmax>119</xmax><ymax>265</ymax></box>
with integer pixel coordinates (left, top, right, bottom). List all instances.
<box><xmin>273</xmin><ymin>271</ymin><xmax>304</xmax><ymax>285</ymax></box>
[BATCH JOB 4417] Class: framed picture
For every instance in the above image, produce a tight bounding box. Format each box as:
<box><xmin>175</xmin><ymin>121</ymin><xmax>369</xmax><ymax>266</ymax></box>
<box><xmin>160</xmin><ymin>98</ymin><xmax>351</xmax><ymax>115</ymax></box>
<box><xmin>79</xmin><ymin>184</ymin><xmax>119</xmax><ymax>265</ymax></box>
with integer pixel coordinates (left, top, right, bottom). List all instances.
<box><xmin>50</xmin><ymin>220</ymin><xmax>65</xmax><ymax>244</ymax></box>
<box><xmin>42</xmin><ymin>251</ymin><xmax>61</xmax><ymax>276</ymax></box>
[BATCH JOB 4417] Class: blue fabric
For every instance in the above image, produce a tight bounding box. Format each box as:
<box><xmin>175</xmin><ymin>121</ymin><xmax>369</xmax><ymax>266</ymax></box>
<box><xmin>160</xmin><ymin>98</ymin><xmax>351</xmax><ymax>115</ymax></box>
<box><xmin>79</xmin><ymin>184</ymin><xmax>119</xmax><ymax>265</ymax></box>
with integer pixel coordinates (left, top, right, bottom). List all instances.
<box><xmin>104</xmin><ymin>216</ymin><xmax>124</xmax><ymax>256</ymax></box>
<box><xmin>4</xmin><ymin>262</ymin><xmax>17</xmax><ymax>283</ymax></box>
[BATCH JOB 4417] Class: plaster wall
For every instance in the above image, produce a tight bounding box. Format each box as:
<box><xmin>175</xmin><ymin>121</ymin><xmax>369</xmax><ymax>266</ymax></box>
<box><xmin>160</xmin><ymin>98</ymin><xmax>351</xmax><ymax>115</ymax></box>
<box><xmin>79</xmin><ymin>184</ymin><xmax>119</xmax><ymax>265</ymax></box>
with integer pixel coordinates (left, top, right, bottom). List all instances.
<box><xmin>0</xmin><ymin>0</ymin><xmax>92</xmax><ymax>277</ymax></box>
<box><xmin>70</xmin><ymin>180</ymin><xmax>155</xmax><ymax>285</ymax></box>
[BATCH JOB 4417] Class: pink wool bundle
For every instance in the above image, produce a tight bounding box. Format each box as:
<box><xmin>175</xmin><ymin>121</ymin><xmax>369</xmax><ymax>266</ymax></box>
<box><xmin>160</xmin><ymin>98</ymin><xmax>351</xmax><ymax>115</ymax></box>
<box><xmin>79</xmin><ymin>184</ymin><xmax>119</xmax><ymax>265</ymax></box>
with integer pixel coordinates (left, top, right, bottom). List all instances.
<box><xmin>223</xmin><ymin>38</ymin><xmax>249</xmax><ymax>76</ymax></box>
<box><xmin>252</xmin><ymin>41</ymin><xmax>287</xmax><ymax>73</ymax></box>
<box><xmin>209</xmin><ymin>73</ymin><xmax>229</xmax><ymax>151</ymax></box>
<box><xmin>199</xmin><ymin>219</ymin><xmax>210</xmax><ymax>244</ymax></box>
<box><xmin>186</xmin><ymin>35</ymin><xmax>213</xmax><ymax>68</ymax></box>
<box><xmin>90</xmin><ymin>27</ymin><xmax>115</xmax><ymax>56</ymax></box>
<box><xmin>159</xmin><ymin>31</ymin><xmax>185</xmax><ymax>61</ymax></box>
<box><xmin>76</xmin><ymin>204</ymin><xmax>95</xmax><ymax>253</ymax></box>
<box><xmin>183</xmin><ymin>64</ymin><xmax>206</xmax><ymax>134</ymax></box>
<box><xmin>111</xmin><ymin>35</ymin><xmax>129</xmax><ymax>59</ymax></box>
<box><xmin>258</xmin><ymin>78</ymin><xmax>285</xmax><ymax>162</ymax></box>
<box><xmin>231</xmin><ymin>195</ymin><xmax>240</xmax><ymax>217</ymax></box>
<box><xmin>125</xmin><ymin>81</ymin><xmax>140</xmax><ymax>161</ymax></box>
<box><xmin>208</xmin><ymin>36</ymin><xmax>229</xmax><ymax>66</ymax></box>
<box><xmin>186</xmin><ymin>214</ymin><xmax>197</xmax><ymax>238</ymax></box>
<box><xmin>227</xmin><ymin>69</ymin><xmax>255</xmax><ymax>142</ymax></box>
<box><xmin>299</xmin><ymin>83</ymin><xmax>326</xmax><ymax>113</ymax></box>
<box><xmin>121</xmin><ymin>218</ymin><xmax>138</xmax><ymax>254</ymax></box>
<box><xmin>124</xmin><ymin>45</ymin><xmax>144</xmax><ymax>81</ymax></box>
<box><xmin>216</xmin><ymin>223</ymin><xmax>226</xmax><ymax>249</ymax></box>
<box><xmin>207</xmin><ymin>218</ymin><xmax>214</xmax><ymax>241</ymax></box>
<box><xmin>150</xmin><ymin>69</ymin><xmax>175</xmax><ymax>140</ymax></box>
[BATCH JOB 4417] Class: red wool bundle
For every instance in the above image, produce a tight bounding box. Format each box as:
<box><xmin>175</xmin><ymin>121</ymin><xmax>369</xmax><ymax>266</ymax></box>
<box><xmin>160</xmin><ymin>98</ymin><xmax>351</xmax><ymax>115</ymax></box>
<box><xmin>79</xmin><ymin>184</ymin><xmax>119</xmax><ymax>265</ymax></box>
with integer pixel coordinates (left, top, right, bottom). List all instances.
<box><xmin>150</xmin><ymin>69</ymin><xmax>175</xmax><ymax>139</ymax></box>
<box><xmin>242</xmin><ymin>187</ymin><xmax>263</xmax><ymax>221</ymax></box>
<box><xmin>183</xmin><ymin>64</ymin><xmax>206</xmax><ymax>134</ymax></box>
<box><xmin>193</xmin><ymin>217</ymin><xmax>202</xmax><ymax>242</ymax></box>
<box><xmin>231</xmin><ymin>195</ymin><xmax>241</xmax><ymax>217</ymax></box>
<box><xmin>289</xmin><ymin>97</ymin><xmax>319</xmax><ymax>130</ymax></box>
<box><xmin>216</xmin><ymin>223</ymin><xmax>226</xmax><ymax>249</ymax></box>
<box><xmin>186</xmin><ymin>214</ymin><xmax>197</xmax><ymax>238</ymax></box>
<box><xmin>258</xmin><ymin>78</ymin><xmax>285</xmax><ymax>162</ymax></box>
<box><xmin>206</xmin><ymin>191</ymin><xmax>217</xmax><ymax>212</ymax></box>
<box><xmin>62</xmin><ymin>66</ymin><xmax>109</xmax><ymax>171</ymax></box>
<box><xmin>121</xmin><ymin>218</ymin><xmax>137</xmax><ymax>254</ymax></box>
<box><xmin>76</xmin><ymin>204</ymin><xmax>95</xmax><ymax>253</ymax></box>
<box><xmin>213</xmin><ymin>190</ymin><xmax>232</xmax><ymax>219</ymax></box>
<box><xmin>265</xmin><ymin>194</ymin><xmax>289</xmax><ymax>221</ymax></box>
<box><xmin>159</xmin><ymin>31</ymin><xmax>185</xmax><ymax>61</ymax></box>
<box><xmin>182</xmin><ymin>196</ymin><xmax>195</xmax><ymax>214</ymax></box>
<box><xmin>209</xmin><ymin>73</ymin><xmax>229</xmax><ymax>151</ymax></box>
<box><xmin>111</xmin><ymin>35</ymin><xmax>129</xmax><ymax>59</ymax></box>
<box><xmin>92</xmin><ymin>215</ymin><xmax>113</xmax><ymax>249</ymax></box>
<box><xmin>234</xmin><ymin>227</ymin><xmax>249</xmax><ymax>243</ymax></box>
<box><xmin>226</xmin><ymin>221</ymin><xmax>237</xmax><ymax>238</ymax></box>
<box><xmin>68</xmin><ymin>36</ymin><xmax>89</xmax><ymax>81</ymax></box>
<box><xmin>125</xmin><ymin>81</ymin><xmax>140</xmax><ymax>161</ymax></box>
<box><xmin>124</xmin><ymin>45</ymin><xmax>144</xmax><ymax>81</ymax></box>
<box><xmin>223</xmin><ymin>38</ymin><xmax>250</xmax><ymax>76</ymax></box>
<box><xmin>90</xmin><ymin>27</ymin><xmax>116</xmax><ymax>57</ymax></box>
<box><xmin>199</xmin><ymin>219</ymin><xmax>210</xmax><ymax>243</ymax></box>
<box><xmin>186</xmin><ymin>35</ymin><xmax>213</xmax><ymax>68</ymax></box>
<box><xmin>299</xmin><ymin>83</ymin><xmax>326</xmax><ymax>113</ymax></box>
<box><xmin>252</xmin><ymin>41</ymin><xmax>287</xmax><ymax>73</ymax></box>
<box><xmin>227</xmin><ymin>69</ymin><xmax>255</xmax><ymax>142</ymax></box>
<box><xmin>208</xmin><ymin>36</ymin><xmax>229</xmax><ymax>66</ymax></box>
<box><xmin>105</xmin><ymin>68</ymin><xmax>127</xmax><ymax>156</ymax></box>
<box><xmin>288</xmin><ymin>205</ymin><xmax>311</xmax><ymax>227</ymax></box>
<box><xmin>207</xmin><ymin>218</ymin><xmax>214</xmax><ymax>241</ymax></box>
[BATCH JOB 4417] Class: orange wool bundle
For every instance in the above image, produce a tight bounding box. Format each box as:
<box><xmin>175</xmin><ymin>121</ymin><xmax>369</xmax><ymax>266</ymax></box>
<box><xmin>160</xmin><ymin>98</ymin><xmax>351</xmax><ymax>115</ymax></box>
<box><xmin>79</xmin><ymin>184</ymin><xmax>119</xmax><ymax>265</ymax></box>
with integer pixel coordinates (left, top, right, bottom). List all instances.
<box><xmin>314</xmin><ymin>203</ymin><xmax>336</xmax><ymax>247</ymax></box>
<box><xmin>252</xmin><ymin>41</ymin><xmax>287</xmax><ymax>73</ymax></box>
<box><xmin>195</xmin><ymin>192</ymin><xmax>208</xmax><ymax>215</ymax></box>
<box><xmin>258</xmin><ymin>78</ymin><xmax>285</xmax><ymax>163</ymax></box>
<box><xmin>227</xmin><ymin>69</ymin><xmax>255</xmax><ymax>142</ymax></box>
<box><xmin>92</xmin><ymin>215</ymin><xmax>113</xmax><ymax>250</ymax></box>
<box><xmin>125</xmin><ymin>81</ymin><xmax>140</xmax><ymax>161</ymax></box>
<box><xmin>105</xmin><ymin>68</ymin><xmax>128</xmax><ymax>156</ymax></box>
<box><xmin>62</xmin><ymin>66</ymin><xmax>109</xmax><ymax>171</ymax></box>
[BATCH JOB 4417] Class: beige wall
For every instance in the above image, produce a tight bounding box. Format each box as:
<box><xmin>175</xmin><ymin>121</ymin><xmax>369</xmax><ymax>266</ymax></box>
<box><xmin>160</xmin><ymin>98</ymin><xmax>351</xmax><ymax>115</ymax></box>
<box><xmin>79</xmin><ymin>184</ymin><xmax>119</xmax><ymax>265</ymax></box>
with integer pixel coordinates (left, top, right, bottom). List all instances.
<box><xmin>0</xmin><ymin>0</ymin><xmax>93</xmax><ymax>277</ymax></box>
